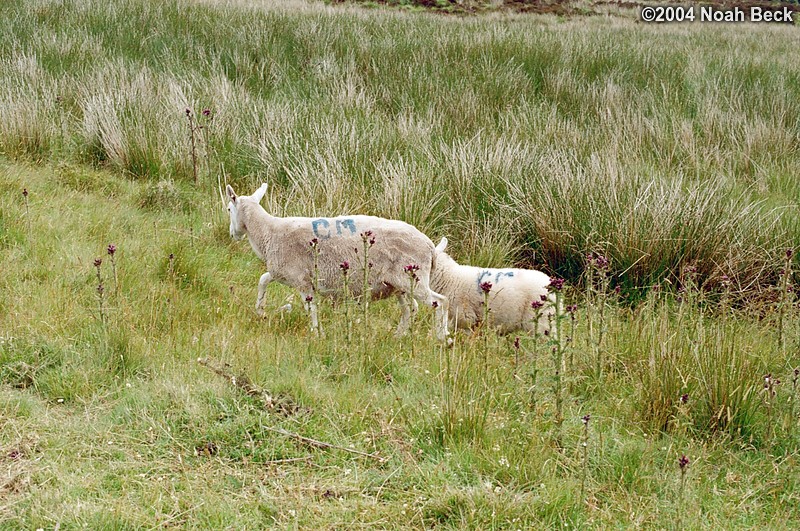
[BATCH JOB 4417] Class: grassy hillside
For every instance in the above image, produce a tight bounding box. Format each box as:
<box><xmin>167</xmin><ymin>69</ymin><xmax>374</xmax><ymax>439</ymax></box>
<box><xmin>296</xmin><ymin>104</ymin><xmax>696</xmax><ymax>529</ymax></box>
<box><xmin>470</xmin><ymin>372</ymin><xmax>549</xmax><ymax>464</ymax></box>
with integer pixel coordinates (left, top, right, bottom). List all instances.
<box><xmin>1</xmin><ymin>0</ymin><xmax>799</xmax><ymax>528</ymax></box>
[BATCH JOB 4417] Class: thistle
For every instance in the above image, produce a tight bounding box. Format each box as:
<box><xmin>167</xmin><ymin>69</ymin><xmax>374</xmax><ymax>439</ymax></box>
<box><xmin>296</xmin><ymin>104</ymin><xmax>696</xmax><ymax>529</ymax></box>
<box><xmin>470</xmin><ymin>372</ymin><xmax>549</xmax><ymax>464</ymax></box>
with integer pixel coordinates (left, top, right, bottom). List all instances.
<box><xmin>107</xmin><ymin>244</ymin><xmax>118</xmax><ymax>295</ymax></box>
<box><xmin>185</xmin><ymin>108</ymin><xmax>199</xmax><ymax>185</ymax></box>
<box><xmin>340</xmin><ymin>261</ymin><xmax>352</xmax><ymax>343</ymax></box>
<box><xmin>580</xmin><ymin>414</ymin><xmax>591</xmax><ymax>504</ymax></box>
<box><xmin>360</xmin><ymin>231</ymin><xmax>374</xmax><ymax>344</ymax></box>
<box><xmin>22</xmin><ymin>188</ymin><xmax>31</xmax><ymax>239</ymax></box>
<box><xmin>547</xmin><ymin>277</ymin><xmax>566</xmax><ymax>447</ymax></box>
<box><xmin>404</xmin><ymin>264</ymin><xmax>420</xmax><ymax>355</ymax></box>
<box><xmin>94</xmin><ymin>258</ymin><xmax>106</xmax><ymax>325</ymax></box>
<box><xmin>677</xmin><ymin>454</ymin><xmax>690</xmax><ymax>529</ymax></box>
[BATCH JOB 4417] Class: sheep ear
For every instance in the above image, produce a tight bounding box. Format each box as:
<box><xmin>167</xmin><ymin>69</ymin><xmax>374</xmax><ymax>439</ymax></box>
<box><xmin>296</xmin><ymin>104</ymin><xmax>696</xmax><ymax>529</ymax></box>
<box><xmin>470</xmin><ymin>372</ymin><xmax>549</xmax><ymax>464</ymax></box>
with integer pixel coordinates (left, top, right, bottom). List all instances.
<box><xmin>252</xmin><ymin>183</ymin><xmax>267</xmax><ymax>203</ymax></box>
<box><xmin>226</xmin><ymin>184</ymin><xmax>237</xmax><ymax>203</ymax></box>
<box><xmin>436</xmin><ymin>237</ymin><xmax>448</xmax><ymax>252</ymax></box>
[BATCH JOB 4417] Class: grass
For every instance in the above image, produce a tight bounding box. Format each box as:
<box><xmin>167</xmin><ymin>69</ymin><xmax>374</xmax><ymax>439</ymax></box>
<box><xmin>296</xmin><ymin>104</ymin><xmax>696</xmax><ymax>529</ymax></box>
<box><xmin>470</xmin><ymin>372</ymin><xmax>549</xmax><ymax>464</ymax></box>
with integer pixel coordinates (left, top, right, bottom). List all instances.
<box><xmin>1</xmin><ymin>0</ymin><xmax>800</xmax><ymax>528</ymax></box>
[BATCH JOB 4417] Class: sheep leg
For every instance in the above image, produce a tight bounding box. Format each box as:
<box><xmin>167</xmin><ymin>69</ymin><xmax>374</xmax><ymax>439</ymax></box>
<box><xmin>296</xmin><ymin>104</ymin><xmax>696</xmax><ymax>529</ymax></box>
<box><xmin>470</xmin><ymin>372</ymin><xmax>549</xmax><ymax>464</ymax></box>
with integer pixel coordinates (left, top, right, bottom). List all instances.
<box><xmin>300</xmin><ymin>290</ymin><xmax>322</xmax><ymax>335</ymax></box>
<box><xmin>394</xmin><ymin>293</ymin><xmax>419</xmax><ymax>337</ymax></box>
<box><xmin>410</xmin><ymin>288</ymin><xmax>449</xmax><ymax>342</ymax></box>
<box><xmin>256</xmin><ymin>272</ymin><xmax>273</xmax><ymax>316</ymax></box>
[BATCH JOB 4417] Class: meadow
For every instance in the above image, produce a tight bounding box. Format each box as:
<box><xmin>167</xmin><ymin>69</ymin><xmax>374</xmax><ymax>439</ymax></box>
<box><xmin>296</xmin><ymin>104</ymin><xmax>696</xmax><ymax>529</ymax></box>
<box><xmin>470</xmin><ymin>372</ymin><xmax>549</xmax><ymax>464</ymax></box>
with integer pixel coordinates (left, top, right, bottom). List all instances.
<box><xmin>1</xmin><ymin>0</ymin><xmax>799</xmax><ymax>528</ymax></box>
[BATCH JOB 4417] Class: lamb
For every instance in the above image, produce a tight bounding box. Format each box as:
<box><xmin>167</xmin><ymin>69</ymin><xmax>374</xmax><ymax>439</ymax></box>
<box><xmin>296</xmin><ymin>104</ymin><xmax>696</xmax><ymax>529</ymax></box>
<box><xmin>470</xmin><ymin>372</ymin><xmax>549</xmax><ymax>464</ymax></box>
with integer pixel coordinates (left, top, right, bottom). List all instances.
<box><xmin>225</xmin><ymin>183</ymin><xmax>449</xmax><ymax>340</ymax></box>
<box><xmin>431</xmin><ymin>237</ymin><xmax>555</xmax><ymax>335</ymax></box>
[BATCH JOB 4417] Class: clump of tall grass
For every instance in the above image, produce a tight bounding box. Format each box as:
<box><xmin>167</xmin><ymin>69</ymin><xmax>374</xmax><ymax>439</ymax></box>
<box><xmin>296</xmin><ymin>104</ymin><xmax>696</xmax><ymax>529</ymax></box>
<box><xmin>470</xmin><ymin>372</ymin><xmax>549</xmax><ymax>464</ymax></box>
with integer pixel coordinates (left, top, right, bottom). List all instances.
<box><xmin>1</xmin><ymin>0</ymin><xmax>797</xmax><ymax>293</ymax></box>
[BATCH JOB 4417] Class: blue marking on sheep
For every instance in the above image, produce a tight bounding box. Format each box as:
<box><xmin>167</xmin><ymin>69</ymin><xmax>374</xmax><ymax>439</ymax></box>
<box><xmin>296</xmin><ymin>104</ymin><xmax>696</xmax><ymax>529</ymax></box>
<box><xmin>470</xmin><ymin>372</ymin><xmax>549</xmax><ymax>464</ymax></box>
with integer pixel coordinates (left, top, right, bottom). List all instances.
<box><xmin>312</xmin><ymin>218</ymin><xmax>357</xmax><ymax>240</ymax></box>
<box><xmin>495</xmin><ymin>271</ymin><xmax>514</xmax><ymax>283</ymax></box>
<box><xmin>312</xmin><ymin>218</ymin><xmax>331</xmax><ymax>240</ymax></box>
<box><xmin>337</xmin><ymin>219</ymin><xmax>356</xmax><ymax>235</ymax></box>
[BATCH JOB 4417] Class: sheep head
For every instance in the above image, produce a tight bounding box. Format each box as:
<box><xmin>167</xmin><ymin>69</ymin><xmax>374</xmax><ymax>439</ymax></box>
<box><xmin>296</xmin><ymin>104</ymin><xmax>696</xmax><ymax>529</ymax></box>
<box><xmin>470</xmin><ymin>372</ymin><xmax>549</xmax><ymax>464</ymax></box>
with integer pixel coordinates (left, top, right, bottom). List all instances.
<box><xmin>226</xmin><ymin>183</ymin><xmax>267</xmax><ymax>241</ymax></box>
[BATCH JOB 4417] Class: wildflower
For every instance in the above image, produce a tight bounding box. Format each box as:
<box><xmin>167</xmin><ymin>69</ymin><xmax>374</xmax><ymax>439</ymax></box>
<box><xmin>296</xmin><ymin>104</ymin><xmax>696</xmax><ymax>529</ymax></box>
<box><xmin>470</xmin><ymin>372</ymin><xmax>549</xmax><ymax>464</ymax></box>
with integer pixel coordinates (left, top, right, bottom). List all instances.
<box><xmin>431</xmin><ymin>300</ymin><xmax>438</xmax><ymax>309</ymax></box>
<box><xmin>531</xmin><ymin>300</ymin><xmax>544</xmax><ymax>310</ymax></box>
<box><xmin>582</xmin><ymin>414</ymin><xmax>591</xmax><ymax>426</ymax></box>
<box><xmin>339</xmin><ymin>261</ymin><xmax>350</xmax><ymax>272</ymax></box>
<box><xmin>403</xmin><ymin>264</ymin><xmax>419</xmax><ymax>273</ymax></box>
<box><xmin>185</xmin><ymin>107</ymin><xmax>192</xmax><ymax>116</ymax></box>
<box><xmin>22</xmin><ymin>188</ymin><xmax>28</xmax><ymax>198</ymax></box>
<box><xmin>309</xmin><ymin>238</ymin><xmax>318</xmax><ymax>247</ymax></box>
<box><xmin>97</xmin><ymin>284</ymin><xmax>104</xmax><ymax>295</ymax></box>
<box><xmin>305</xmin><ymin>295</ymin><xmax>313</xmax><ymax>303</ymax></box>
<box><xmin>480</xmin><ymin>281</ymin><xmax>493</xmax><ymax>294</ymax></box>
<box><xmin>547</xmin><ymin>278</ymin><xmax>565</xmax><ymax>292</ymax></box>
<box><xmin>202</xmin><ymin>108</ymin><xmax>211</xmax><ymax>117</ymax></box>
<box><xmin>107</xmin><ymin>244</ymin><xmax>116</xmax><ymax>256</ymax></box>
<box><xmin>680</xmin><ymin>393</ymin><xmax>689</xmax><ymax>404</ymax></box>
<box><xmin>594</xmin><ymin>255</ymin><xmax>609</xmax><ymax>270</ymax></box>
<box><xmin>566</xmin><ymin>304</ymin><xmax>577</xmax><ymax>315</ymax></box>
<box><xmin>787</xmin><ymin>248</ymin><xmax>794</xmax><ymax>260</ymax></box>
<box><xmin>683</xmin><ymin>265</ymin><xmax>697</xmax><ymax>275</ymax></box>
<box><xmin>679</xmin><ymin>455</ymin><xmax>689</xmax><ymax>470</ymax></box>
<box><xmin>513</xmin><ymin>337</ymin><xmax>520</xmax><ymax>350</ymax></box>
<box><xmin>93</xmin><ymin>258</ymin><xmax>102</xmax><ymax>268</ymax></box>
<box><xmin>614</xmin><ymin>285</ymin><xmax>621</xmax><ymax>295</ymax></box>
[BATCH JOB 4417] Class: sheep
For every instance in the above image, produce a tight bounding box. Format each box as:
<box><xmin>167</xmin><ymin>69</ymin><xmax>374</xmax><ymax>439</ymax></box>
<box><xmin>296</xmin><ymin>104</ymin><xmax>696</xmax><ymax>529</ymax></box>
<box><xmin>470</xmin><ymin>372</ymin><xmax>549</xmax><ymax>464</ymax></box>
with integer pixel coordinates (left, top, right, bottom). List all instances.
<box><xmin>224</xmin><ymin>183</ymin><xmax>449</xmax><ymax>340</ymax></box>
<box><xmin>431</xmin><ymin>237</ymin><xmax>555</xmax><ymax>335</ymax></box>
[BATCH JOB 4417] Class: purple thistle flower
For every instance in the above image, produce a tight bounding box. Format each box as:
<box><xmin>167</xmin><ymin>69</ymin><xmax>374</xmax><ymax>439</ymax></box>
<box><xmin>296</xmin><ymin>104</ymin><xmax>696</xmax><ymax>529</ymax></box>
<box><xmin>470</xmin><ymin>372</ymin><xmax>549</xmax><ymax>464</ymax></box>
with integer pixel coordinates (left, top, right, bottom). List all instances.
<box><xmin>679</xmin><ymin>455</ymin><xmax>689</xmax><ymax>470</ymax></box>
<box><xmin>787</xmin><ymin>248</ymin><xmax>794</xmax><ymax>260</ymax></box>
<box><xmin>202</xmin><ymin>108</ymin><xmax>211</xmax><ymax>117</ymax></box>
<box><xmin>431</xmin><ymin>300</ymin><xmax>438</xmax><ymax>309</ymax></box>
<box><xmin>480</xmin><ymin>281</ymin><xmax>493</xmax><ymax>294</ymax></box>
<box><xmin>540</xmin><ymin>294</ymin><xmax>548</xmax><ymax>301</ymax></box>
<box><xmin>547</xmin><ymin>278</ymin><xmax>565</xmax><ymax>292</ymax></box>
<box><xmin>404</xmin><ymin>264</ymin><xmax>420</xmax><ymax>273</ymax></box>
<box><xmin>309</xmin><ymin>238</ymin><xmax>318</xmax><ymax>247</ymax></box>
<box><xmin>339</xmin><ymin>261</ymin><xmax>350</xmax><ymax>272</ymax></box>
<box><xmin>93</xmin><ymin>258</ymin><xmax>102</xmax><ymax>268</ymax></box>
<box><xmin>531</xmin><ymin>300</ymin><xmax>544</xmax><ymax>310</ymax></box>
<box><xmin>107</xmin><ymin>244</ymin><xmax>116</xmax><ymax>256</ymax></box>
<box><xmin>680</xmin><ymin>393</ymin><xmax>689</xmax><ymax>405</ymax></box>
<box><xmin>594</xmin><ymin>255</ymin><xmax>609</xmax><ymax>270</ymax></box>
<box><xmin>582</xmin><ymin>414</ymin><xmax>591</xmax><ymax>426</ymax></box>
<box><xmin>513</xmin><ymin>336</ymin><xmax>520</xmax><ymax>350</ymax></box>
<box><xmin>22</xmin><ymin>188</ymin><xmax>28</xmax><ymax>198</ymax></box>
<box><xmin>97</xmin><ymin>284</ymin><xmax>104</xmax><ymax>295</ymax></box>
<box><xmin>305</xmin><ymin>295</ymin><xmax>313</xmax><ymax>303</ymax></box>
<box><xmin>614</xmin><ymin>285</ymin><xmax>621</xmax><ymax>295</ymax></box>
<box><xmin>185</xmin><ymin>107</ymin><xmax>192</xmax><ymax>116</ymax></box>
<box><xmin>566</xmin><ymin>304</ymin><xmax>577</xmax><ymax>315</ymax></box>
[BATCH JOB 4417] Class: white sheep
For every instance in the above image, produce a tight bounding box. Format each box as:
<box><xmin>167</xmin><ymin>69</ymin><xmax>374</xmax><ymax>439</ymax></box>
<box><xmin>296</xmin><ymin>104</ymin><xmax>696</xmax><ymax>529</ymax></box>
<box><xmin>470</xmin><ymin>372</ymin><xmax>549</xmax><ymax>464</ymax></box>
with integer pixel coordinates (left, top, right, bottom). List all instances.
<box><xmin>431</xmin><ymin>237</ymin><xmax>555</xmax><ymax>335</ymax></box>
<box><xmin>225</xmin><ymin>183</ymin><xmax>449</xmax><ymax>340</ymax></box>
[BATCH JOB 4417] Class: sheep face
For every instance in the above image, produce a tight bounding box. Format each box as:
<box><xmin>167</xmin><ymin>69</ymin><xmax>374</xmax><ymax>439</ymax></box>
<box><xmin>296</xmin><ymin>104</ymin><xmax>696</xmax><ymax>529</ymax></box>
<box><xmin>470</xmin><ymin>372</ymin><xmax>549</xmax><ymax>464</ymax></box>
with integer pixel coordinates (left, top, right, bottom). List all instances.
<box><xmin>226</xmin><ymin>183</ymin><xmax>267</xmax><ymax>241</ymax></box>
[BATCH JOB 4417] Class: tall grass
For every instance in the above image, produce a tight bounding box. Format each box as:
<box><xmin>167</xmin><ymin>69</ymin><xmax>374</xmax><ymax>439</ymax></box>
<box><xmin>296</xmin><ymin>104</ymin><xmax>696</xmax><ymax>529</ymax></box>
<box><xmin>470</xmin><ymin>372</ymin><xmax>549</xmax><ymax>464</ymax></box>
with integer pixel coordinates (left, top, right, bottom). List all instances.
<box><xmin>0</xmin><ymin>0</ymin><xmax>798</xmax><ymax>289</ymax></box>
<box><xmin>1</xmin><ymin>1</ymin><xmax>800</xmax><ymax>526</ymax></box>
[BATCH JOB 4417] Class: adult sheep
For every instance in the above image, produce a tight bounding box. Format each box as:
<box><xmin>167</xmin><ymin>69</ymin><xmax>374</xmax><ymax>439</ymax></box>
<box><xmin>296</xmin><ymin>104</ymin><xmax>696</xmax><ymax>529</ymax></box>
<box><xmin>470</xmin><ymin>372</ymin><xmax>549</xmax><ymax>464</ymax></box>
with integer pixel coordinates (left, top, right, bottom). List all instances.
<box><xmin>224</xmin><ymin>183</ymin><xmax>449</xmax><ymax>340</ymax></box>
<box><xmin>431</xmin><ymin>237</ymin><xmax>555</xmax><ymax>335</ymax></box>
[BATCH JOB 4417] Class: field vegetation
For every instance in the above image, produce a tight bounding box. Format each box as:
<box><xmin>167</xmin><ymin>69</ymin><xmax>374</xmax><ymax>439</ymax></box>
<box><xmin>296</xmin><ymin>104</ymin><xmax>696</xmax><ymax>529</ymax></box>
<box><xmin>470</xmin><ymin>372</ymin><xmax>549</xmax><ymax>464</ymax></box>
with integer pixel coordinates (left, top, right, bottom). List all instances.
<box><xmin>1</xmin><ymin>0</ymin><xmax>799</xmax><ymax>528</ymax></box>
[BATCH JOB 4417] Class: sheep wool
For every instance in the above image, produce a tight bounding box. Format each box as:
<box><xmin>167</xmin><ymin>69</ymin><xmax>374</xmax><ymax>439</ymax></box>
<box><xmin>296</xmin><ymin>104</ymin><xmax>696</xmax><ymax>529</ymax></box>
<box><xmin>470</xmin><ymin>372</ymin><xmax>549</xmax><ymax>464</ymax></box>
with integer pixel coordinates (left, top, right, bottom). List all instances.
<box><xmin>431</xmin><ymin>238</ymin><xmax>555</xmax><ymax>335</ymax></box>
<box><xmin>225</xmin><ymin>183</ymin><xmax>449</xmax><ymax>340</ymax></box>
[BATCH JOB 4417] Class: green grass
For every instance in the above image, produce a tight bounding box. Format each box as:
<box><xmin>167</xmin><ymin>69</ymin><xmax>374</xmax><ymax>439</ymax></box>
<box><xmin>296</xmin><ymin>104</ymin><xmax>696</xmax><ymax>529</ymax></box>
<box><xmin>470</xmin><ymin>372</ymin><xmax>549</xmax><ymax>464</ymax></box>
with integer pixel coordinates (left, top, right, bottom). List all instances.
<box><xmin>1</xmin><ymin>0</ymin><xmax>800</xmax><ymax>528</ymax></box>
<box><xmin>1</xmin><ymin>159</ymin><xmax>798</xmax><ymax>528</ymax></box>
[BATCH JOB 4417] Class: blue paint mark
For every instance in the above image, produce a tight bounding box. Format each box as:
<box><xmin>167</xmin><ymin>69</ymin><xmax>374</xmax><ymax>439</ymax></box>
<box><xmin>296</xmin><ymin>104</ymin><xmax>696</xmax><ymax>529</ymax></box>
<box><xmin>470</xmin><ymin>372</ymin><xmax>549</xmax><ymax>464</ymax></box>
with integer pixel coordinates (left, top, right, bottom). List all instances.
<box><xmin>337</xmin><ymin>219</ymin><xmax>357</xmax><ymax>235</ymax></box>
<box><xmin>494</xmin><ymin>271</ymin><xmax>514</xmax><ymax>283</ymax></box>
<box><xmin>312</xmin><ymin>218</ymin><xmax>357</xmax><ymax>240</ymax></box>
<box><xmin>476</xmin><ymin>271</ymin><xmax>492</xmax><ymax>292</ymax></box>
<box><xmin>312</xmin><ymin>218</ymin><xmax>331</xmax><ymax>240</ymax></box>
